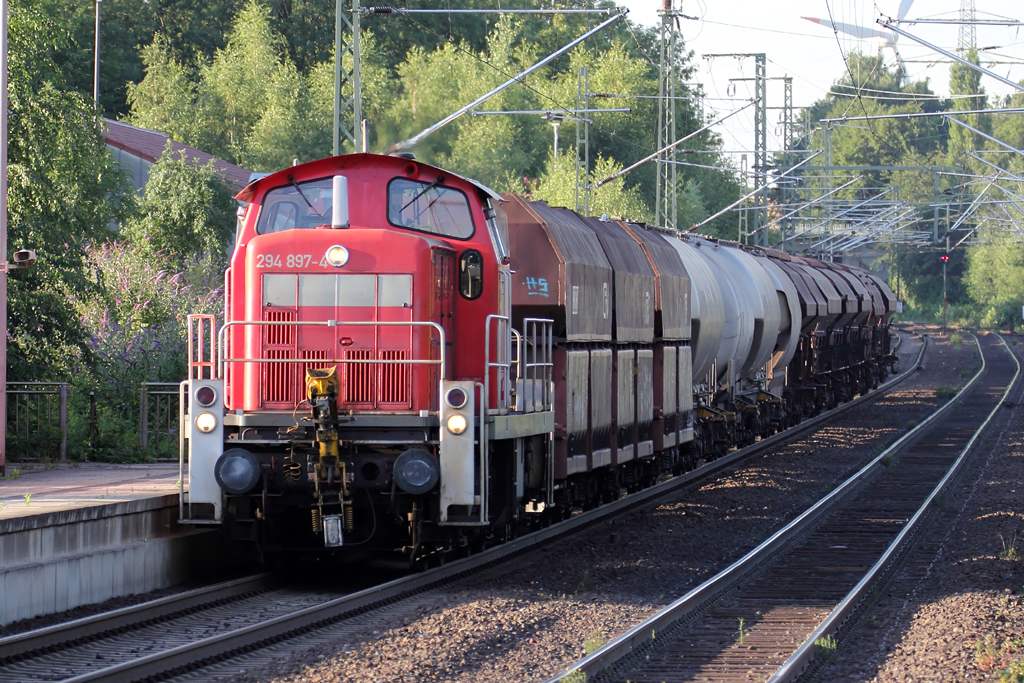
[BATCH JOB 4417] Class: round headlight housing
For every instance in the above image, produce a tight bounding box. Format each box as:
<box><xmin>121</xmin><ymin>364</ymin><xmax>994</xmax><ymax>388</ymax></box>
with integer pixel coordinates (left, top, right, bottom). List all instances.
<box><xmin>195</xmin><ymin>412</ymin><xmax>218</xmax><ymax>434</ymax></box>
<box><xmin>446</xmin><ymin>413</ymin><xmax>468</xmax><ymax>435</ymax></box>
<box><xmin>445</xmin><ymin>387</ymin><xmax>468</xmax><ymax>409</ymax></box>
<box><xmin>195</xmin><ymin>386</ymin><xmax>217</xmax><ymax>407</ymax></box>
<box><xmin>214</xmin><ymin>448</ymin><xmax>262</xmax><ymax>495</ymax></box>
<box><xmin>393</xmin><ymin>448</ymin><xmax>439</xmax><ymax>495</ymax></box>
<box><xmin>325</xmin><ymin>245</ymin><xmax>349</xmax><ymax>267</ymax></box>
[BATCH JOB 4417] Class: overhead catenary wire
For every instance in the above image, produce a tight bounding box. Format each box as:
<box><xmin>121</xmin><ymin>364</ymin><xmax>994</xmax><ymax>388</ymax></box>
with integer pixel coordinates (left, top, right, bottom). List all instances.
<box><xmin>590</xmin><ymin>101</ymin><xmax>758</xmax><ymax>189</ymax></box>
<box><xmin>389</xmin><ymin>9</ymin><xmax>628</xmax><ymax>153</ymax></box>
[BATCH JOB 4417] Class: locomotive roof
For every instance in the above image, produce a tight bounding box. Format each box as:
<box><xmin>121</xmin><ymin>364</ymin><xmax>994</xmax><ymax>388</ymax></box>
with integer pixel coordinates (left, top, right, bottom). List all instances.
<box><xmin>235</xmin><ymin>153</ymin><xmax>504</xmax><ymax>203</ymax></box>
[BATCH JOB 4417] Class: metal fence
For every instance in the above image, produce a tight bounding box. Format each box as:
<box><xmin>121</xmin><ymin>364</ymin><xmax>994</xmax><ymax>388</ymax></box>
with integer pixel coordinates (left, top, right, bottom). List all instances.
<box><xmin>140</xmin><ymin>382</ymin><xmax>181</xmax><ymax>456</ymax></box>
<box><xmin>7</xmin><ymin>382</ymin><xmax>68</xmax><ymax>461</ymax></box>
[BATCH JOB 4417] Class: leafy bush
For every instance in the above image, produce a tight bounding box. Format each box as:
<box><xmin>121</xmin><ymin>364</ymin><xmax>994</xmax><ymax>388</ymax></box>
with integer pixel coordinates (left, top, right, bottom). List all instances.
<box><xmin>70</xmin><ymin>241</ymin><xmax>224</xmax><ymax>461</ymax></box>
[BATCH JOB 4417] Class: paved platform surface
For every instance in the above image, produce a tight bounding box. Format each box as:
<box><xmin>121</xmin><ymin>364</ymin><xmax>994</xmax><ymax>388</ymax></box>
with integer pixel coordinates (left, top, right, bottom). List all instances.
<box><xmin>0</xmin><ymin>462</ymin><xmax>181</xmax><ymax>523</ymax></box>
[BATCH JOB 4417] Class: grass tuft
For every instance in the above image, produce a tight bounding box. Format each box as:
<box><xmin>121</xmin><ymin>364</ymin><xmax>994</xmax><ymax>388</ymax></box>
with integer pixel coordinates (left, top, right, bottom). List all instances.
<box><xmin>574</xmin><ymin>569</ymin><xmax>594</xmax><ymax>596</ymax></box>
<box><xmin>936</xmin><ymin>386</ymin><xmax>959</xmax><ymax>399</ymax></box>
<box><xmin>815</xmin><ymin>634</ymin><xmax>838</xmax><ymax>662</ymax></box>
<box><xmin>1000</xmin><ymin>533</ymin><xmax>1020</xmax><ymax>561</ymax></box>
<box><xmin>583</xmin><ymin>629</ymin><xmax>604</xmax><ymax>655</ymax></box>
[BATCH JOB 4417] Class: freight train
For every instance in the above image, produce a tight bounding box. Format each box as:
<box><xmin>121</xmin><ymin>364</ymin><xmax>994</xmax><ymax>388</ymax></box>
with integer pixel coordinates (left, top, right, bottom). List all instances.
<box><xmin>179</xmin><ymin>153</ymin><xmax>898</xmax><ymax>564</ymax></box>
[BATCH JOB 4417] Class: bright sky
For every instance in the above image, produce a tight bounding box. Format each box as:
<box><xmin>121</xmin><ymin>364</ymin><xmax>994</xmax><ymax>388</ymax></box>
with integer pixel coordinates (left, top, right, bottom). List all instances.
<box><xmin>618</xmin><ymin>0</ymin><xmax>1024</xmax><ymax>163</ymax></box>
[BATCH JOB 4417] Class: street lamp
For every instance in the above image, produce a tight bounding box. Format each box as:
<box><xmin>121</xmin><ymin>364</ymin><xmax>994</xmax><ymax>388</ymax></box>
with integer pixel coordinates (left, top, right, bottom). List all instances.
<box><xmin>542</xmin><ymin>112</ymin><xmax>563</xmax><ymax>158</ymax></box>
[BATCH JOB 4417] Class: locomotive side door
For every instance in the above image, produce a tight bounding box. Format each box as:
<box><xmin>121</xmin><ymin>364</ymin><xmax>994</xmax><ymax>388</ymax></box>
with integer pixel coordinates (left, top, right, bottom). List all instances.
<box><xmin>431</xmin><ymin>249</ymin><xmax>456</xmax><ymax>412</ymax></box>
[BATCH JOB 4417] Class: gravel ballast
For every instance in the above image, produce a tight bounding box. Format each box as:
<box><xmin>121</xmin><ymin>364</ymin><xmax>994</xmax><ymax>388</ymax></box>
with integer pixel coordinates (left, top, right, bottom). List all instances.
<box><xmin>203</xmin><ymin>330</ymin><xmax>987</xmax><ymax>683</ymax></box>
<box><xmin>811</xmin><ymin>331</ymin><xmax>1024</xmax><ymax>683</ymax></box>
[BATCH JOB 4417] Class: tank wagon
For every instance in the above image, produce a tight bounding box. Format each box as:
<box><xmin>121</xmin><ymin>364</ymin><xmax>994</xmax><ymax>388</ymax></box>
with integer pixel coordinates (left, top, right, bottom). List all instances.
<box><xmin>179</xmin><ymin>153</ymin><xmax>898</xmax><ymax>564</ymax></box>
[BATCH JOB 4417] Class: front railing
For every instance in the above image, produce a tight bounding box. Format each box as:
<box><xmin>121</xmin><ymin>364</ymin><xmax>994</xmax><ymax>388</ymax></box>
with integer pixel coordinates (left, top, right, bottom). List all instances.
<box><xmin>520</xmin><ymin>318</ymin><xmax>554</xmax><ymax>412</ymax></box>
<box><xmin>485</xmin><ymin>314</ymin><xmax>513</xmax><ymax>414</ymax></box>
<box><xmin>215</xmin><ymin>320</ymin><xmax>446</xmax><ymax>387</ymax></box>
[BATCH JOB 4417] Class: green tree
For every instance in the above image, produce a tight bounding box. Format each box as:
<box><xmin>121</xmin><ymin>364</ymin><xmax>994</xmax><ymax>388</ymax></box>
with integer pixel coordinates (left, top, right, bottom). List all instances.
<box><xmin>947</xmin><ymin>47</ymin><xmax>987</xmax><ymax>167</ymax></box>
<box><xmin>126</xmin><ymin>34</ymin><xmax>201</xmax><ymax>146</ymax></box>
<box><xmin>6</xmin><ymin>0</ymin><xmax>134</xmax><ymax>380</ymax></box>
<box><xmin>122</xmin><ymin>144</ymin><xmax>238</xmax><ymax>263</ymax></box>
<box><xmin>128</xmin><ymin>0</ymin><xmax>332</xmax><ymax>170</ymax></box>
<box><xmin>533</xmin><ymin>152</ymin><xmax>650</xmax><ymax>221</ymax></box>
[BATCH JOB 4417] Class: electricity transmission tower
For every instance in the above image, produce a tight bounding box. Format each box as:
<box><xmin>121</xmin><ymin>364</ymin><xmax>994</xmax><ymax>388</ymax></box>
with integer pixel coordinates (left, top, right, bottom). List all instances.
<box><xmin>958</xmin><ymin>0</ymin><xmax>976</xmax><ymax>55</ymax></box>
<box><xmin>657</xmin><ymin>0</ymin><xmax>683</xmax><ymax>231</ymax></box>
<box><xmin>333</xmin><ymin>0</ymin><xmax>363</xmax><ymax>155</ymax></box>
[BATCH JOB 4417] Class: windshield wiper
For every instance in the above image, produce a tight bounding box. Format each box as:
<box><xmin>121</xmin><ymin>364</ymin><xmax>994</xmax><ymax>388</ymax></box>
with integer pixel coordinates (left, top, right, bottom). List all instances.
<box><xmin>289</xmin><ymin>175</ymin><xmax>324</xmax><ymax>220</ymax></box>
<box><xmin>402</xmin><ymin>175</ymin><xmax>445</xmax><ymax>212</ymax></box>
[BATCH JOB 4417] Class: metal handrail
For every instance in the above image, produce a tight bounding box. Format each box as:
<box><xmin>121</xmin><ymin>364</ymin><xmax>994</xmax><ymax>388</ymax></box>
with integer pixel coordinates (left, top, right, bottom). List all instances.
<box><xmin>484</xmin><ymin>314</ymin><xmax>512</xmax><ymax>414</ymax></box>
<box><xmin>522</xmin><ymin>318</ymin><xmax>554</xmax><ymax>412</ymax></box>
<box><xmin>178</xmin><ymin>380</ymin><xmax>188</xmax><ymax>522</ymax></box>
<box><xmin>216</xmin><ymin>319</ymin><xmax>446</xmax><ymax>381</ymax></box>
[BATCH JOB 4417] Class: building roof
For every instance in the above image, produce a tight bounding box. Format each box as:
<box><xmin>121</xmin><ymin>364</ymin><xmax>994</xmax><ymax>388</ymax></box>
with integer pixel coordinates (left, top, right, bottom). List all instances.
<box><xmin>103</xmin><ymin>119</ymin><xmax>253</xmax><ymax>193</ymax></box>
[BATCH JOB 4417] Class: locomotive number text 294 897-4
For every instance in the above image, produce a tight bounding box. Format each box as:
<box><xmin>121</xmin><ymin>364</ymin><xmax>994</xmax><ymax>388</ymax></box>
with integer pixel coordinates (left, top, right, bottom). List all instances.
<box><xmin>256</xmin><ymin>253</ymin><xmax>313</xmax><ymax>268</ymax></box>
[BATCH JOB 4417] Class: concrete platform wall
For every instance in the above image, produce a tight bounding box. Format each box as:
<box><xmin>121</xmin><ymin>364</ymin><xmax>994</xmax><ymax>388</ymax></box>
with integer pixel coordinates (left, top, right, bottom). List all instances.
<box><xmin>0</xmin><ymin>495</ymin><xmax>224</xmax><ymax>626</ymax></box>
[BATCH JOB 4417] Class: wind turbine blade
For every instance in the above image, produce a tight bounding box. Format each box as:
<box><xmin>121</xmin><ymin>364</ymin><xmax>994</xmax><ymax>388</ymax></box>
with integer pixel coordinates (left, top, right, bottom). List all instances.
<box><xmin>892</xmin><ymin>43</ymin><xmax>906</xmax><ymax>73</ymax></box>
<box><xmin>802</xmin><ymin>16</ymin><xmax>890</xmax><ymax>41</ymax></box>
<box><xmin>897</xmin><ymin>0</ymin><xmax>915</xmax><ymax>22</ymax></box>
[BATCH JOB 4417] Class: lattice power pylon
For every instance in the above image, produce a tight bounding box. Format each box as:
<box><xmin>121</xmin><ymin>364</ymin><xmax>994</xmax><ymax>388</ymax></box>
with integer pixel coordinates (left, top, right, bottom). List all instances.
<box><xmin>958</xmin><ymin>0</ymin><xmax>977</xmax><ymax>55</ymax></box>
<box><xmin>575</xmin><ymin>66</ymin><xmax>591</xmax><ymax>215</ymax></box>
<box><xmin>333</xmin><ymin>0</ymin><xmax>363</xmax><ymax>155</ymax></box>
<box><xmin>752</xmin><ymin>54</ymin><xmax>767</xmax><ymax>246</ymax></box>
<box><xmin>656</xmin><ymin>0</ymin><xmax>683</xmax><ymax>231</ymax></box>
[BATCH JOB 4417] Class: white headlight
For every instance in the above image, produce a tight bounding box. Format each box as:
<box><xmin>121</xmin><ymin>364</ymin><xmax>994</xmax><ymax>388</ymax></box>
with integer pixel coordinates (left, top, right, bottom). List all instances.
<box><xmin>446</xmin><ymin>413</ymin><xmax>468</xmax><ymax>435</ymax></box>
<box><xmin>195</xmin><ymin>412</ymin><xmax>218</xmax><ymax>433</ymax></box>
<box><xmin>325</xmin><ymin>245</ymin><xmax>349</xmax><ymax>267</ymax></box>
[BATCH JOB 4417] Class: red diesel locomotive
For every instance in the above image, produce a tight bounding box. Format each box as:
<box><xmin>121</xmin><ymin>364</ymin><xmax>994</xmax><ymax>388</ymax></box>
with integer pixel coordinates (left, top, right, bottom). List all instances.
<box><xmin>179</xmin><ymin>153</ymin><xmax>897</xmax><ymax>564</ymax></box>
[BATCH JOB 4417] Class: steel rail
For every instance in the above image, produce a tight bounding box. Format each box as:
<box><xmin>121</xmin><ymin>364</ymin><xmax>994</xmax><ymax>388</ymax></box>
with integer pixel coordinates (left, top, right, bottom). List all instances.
<box><xmin>10</xmin><ymin>334</ymin><xmax>922</xmax><ymax>683</ymax></box>
<box><xmin>547</xmin><ymin>333</ymin><xmax>1000</xmax><ymax>683</ymax></box>
<box><xmin>0</xmin><ymin>574</ymin><xmax>274</xmax><ymax>660</ymax></box>
<box><xmin>769</xmin><ymin>333</ymin><xmax>1022</xmax><ymax>682</ymax></box>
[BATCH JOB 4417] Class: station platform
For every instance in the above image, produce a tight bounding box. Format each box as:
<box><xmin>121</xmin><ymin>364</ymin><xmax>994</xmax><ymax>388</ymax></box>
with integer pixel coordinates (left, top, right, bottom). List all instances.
<box><xmin>0</xmin><ymin>462</ymin><xmax>228</xmax><ymax>628</ymax></box>
<box><xmin>0</xmin><ymin>462</ymin><xmax>180</xmax><ymax>520</ymax></box>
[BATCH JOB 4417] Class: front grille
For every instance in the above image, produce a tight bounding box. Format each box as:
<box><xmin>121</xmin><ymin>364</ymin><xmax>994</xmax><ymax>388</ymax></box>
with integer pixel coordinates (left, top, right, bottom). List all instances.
<box><xmin>264</xmin><ymin>309</ymin><xmax>295</xmax><ymax>345</ymax></box>
<box><xmin>344</xmin><ymin>349</ymin><xmax>375</xmax><ymax>404</ymax></box>
<box><xmin>263</xmin><ymin>349</ymin><xmax>294</xmax><ymax>404</ymax></box>
<box><xmin>379</xmin><ymin>349</ymin><xmax>410</xmax><ymax>405</ymax></box>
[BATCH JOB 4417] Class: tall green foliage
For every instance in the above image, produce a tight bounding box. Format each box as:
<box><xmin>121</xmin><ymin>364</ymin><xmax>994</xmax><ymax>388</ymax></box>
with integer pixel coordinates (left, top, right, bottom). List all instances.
<box><xmin>947</xmin><ymin>47</ymin><xmax>987</xmax><ymax>167</ymax></box>
<box><xmin>125</xmin><ymin>6</ymin><xmax>739</xmax><ymax>226</ymax></box>
<box><xmin>128</xmin><ymin>0</ymin><xmax>330</xmax><ymax>171</ymax></box>
<box><xmin>121</xmin><ymin>144</ymin><xmax>238</xmax><ymax>263</ymax></box>
<box><xmin>965</xmin><ymin>238</ymin><xmax>1024</xmax><ymax>330</ymax></box>
<box><xmin>533</xmin><ymin>153</ymin><xmax>650</xmax><ymax>221</ymax></box>
<box><xmin>7</xmin><ymin>0</ymin><xmax>133</xmax><ymax>380</ymax></box>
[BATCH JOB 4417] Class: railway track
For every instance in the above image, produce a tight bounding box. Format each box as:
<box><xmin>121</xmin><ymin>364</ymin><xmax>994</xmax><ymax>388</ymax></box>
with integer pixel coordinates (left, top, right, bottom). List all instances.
<box><xmin>0</xmin><ymin>333</ymin><xmax>925</xmax><ymax>683</ymax></box>
<box><xmin>548</xmin><ymin>332</ymin><xmax>1017</xmax><ymax>683</ymax></box>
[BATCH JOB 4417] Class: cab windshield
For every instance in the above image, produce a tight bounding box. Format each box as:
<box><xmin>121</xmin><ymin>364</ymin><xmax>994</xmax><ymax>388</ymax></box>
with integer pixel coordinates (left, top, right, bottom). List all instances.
<box><xmin>386</xmin><ymin>177</ymin><xmax>475</xmax><ymax>240</ymax></box>
<box><xmin>256</xmin><ymin>178</ymin><xmax>333</xmax><ymax>234</ymax></box>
